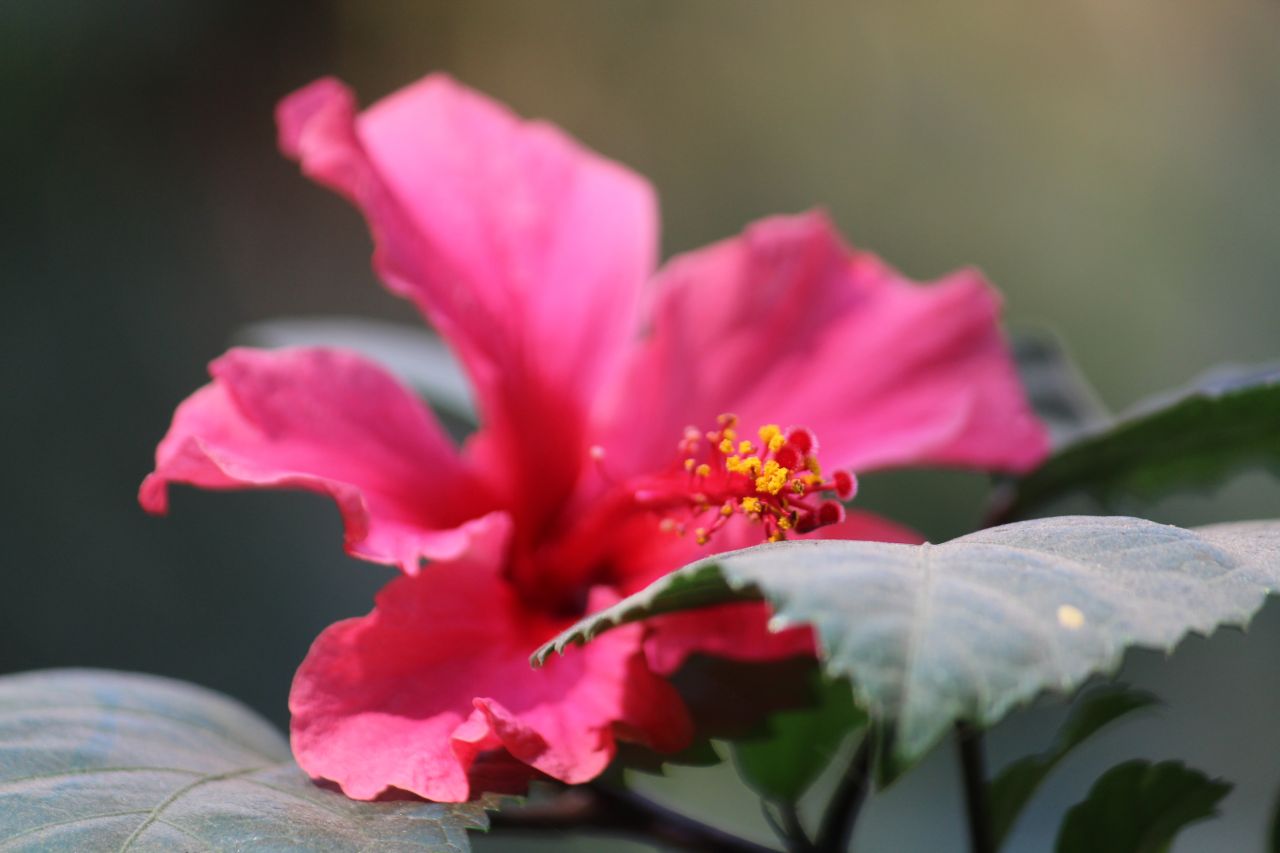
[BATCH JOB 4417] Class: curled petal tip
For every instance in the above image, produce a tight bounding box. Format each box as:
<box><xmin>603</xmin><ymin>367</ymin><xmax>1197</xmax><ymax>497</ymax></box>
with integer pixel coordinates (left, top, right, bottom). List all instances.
<box><xmin>137</xmin><ymin>473</ymin><xmax>169</xmax><ymax>515</ymax></box>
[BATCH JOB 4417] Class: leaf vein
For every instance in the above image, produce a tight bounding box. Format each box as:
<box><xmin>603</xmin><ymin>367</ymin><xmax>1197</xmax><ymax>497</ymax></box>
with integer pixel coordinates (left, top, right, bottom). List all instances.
<box><xmin>0</xmin><ymin>810</ymin><xmax>152</xmax><ymax>849</ymax></box>
<box><xmin>118</xmin><ymin>765</ymin><xmax>266</xmax><ymax>852</ymax></box>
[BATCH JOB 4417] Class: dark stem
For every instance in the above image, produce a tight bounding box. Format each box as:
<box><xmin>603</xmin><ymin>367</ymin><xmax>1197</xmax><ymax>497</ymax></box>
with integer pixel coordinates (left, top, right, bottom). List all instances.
<box><xmin>956</xmin><ymin>722</ymin><xmax>995</xmax><ymax>853</ymax></box>
<box><xmin>490</xmin><ymin>782</ymin><xmax>780</xmax><ymax>853</ymax></box>
<box><xmin>980</xmin><ymin>482</ymin><xmax>1019</xmax><ymax>530</ymax></box>
<box><xmin>814</xmin><ymin>734</ymin><xmax>874</xmax><ymax>853</ymax></box>
<box><xmin>776</xmin><ymin>802</ymin><xmax>817</xmax><ymax>853</ymax></box>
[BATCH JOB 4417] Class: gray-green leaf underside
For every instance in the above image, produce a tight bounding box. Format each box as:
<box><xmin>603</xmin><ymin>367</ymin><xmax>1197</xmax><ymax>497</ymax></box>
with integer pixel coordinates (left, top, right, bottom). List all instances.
<box><xmin>1010</xmin><ymin>328</ymin><xmax>1110</xmax><ymax>447</ymax></box>
<box><xmin>0</xmin><ymin>669</ymin><xmax>490</xmax><ymax>852</ymax></box>
<box><xmin>534</xmin><ymin>517</ymin><xmax>1280</xmax><ymax>771</ymax></box>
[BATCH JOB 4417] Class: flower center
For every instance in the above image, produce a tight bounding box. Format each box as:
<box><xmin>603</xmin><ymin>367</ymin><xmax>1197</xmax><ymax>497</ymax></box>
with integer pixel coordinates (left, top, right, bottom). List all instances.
<box><xmin>635</xmin><ymin>413</ymin><xmax>856</xmax><ymax>546</ymax></box>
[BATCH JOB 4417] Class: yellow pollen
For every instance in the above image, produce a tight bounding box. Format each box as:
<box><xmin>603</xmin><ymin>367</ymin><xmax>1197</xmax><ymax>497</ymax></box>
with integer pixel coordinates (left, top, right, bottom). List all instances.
<box><xmin>739</xmin><ymin>440</ymin><xmax>755</xmax><ymax>454</ymax></box>
<box><xmin>744</xmin><ymin>456</ymin><xmax>762</xmax><ymax>475</ymax></box>
<box><xmin>755</xmin><ymin>460</ymin><xmax>790</xmax><ymax>495</ymax></box>
<box><xmin>723</xmin><ymin>427</ymin><xmax>738</xmax><ymax>442</ymax></box>
<box><xmin>718</xmin><ymin>438</ymin><xmax>734</xmax><ymax>454</ymax></box>
<box><xmin>791</xmin><ymin>479</ymin><xmax>807</xmax><ymax>494</ymax></box>
<box><xmin>768</xmin><ymin>532</ymin><xmax>782</xmax><ymax>542</ymax></box>
<box><xmin>720</xmin><ymin>501</ymin><xmax>735</xmax><ymax>517</ymax></box>
<box><xmin>741</xmin><ymin>496</ymin><xmax>762</xmax><ymax>514</ymax></box>
<box><xmin>807</xmin><ymin>457</ymin><xmax>822</xmax><ymax>476</ymax></box>
<box><xmin>684</xmin><ymin>458</ymin><xmax>696</xmax><ymax>472</ymax></box>
<box><xmin>717</xmin><ymin>413</ymin><xmax>738</xmax><ymax>427</ymax></box>
<box><xmin>777</xmin><ymin>516</ymin><xmax>792</xmax><ymax>531</ymax></box>
<box><xmin>695</xmin><ymin>464</ymin><xmax>711</xmax><ymax>478</ymax></box>
<box><xmin>758</xmin><ymin>424</ymin><xmax>781</xmax><ymax>444</ymax></box>
<box><xmin>694</xmin><ymin>527</ymin><xmax>710</xmax><ymax>545</ymax></box>
<box><xmin>768</xmin><ymin>434</ymin><xmax>786</xmax><ymax>452</ymax></box>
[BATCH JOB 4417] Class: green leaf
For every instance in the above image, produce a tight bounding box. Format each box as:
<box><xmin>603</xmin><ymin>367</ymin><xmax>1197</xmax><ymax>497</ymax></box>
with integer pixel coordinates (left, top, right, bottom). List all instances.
<box><xmin>237</xmin><ymin>317</ymin><xmax>476</xmax><ymax>423</ymax></box>
<box><xmin>995</xmin><ymin>363</ymin><xmax>1280</xmax><ymax>521</ymax></box>
<box><xmin>534</xmin><ymin>517</ymin><xmax>1280</xmax><ymax>775</ymax></box>
<box><xmin>1055</xmin><ymin>760</ymin><xmax>1231</xmax><ymax>853</ymax></box>
<box><xmin>0</xmin><ymin>669</ymin><xmax>491</xmax><ymax>852</ymax></box>
<box><xmin>990</xmin><ymin>685</ymin><xmax>1158</xmax><ymax>847</ymax></box>
<box><xmin>731</xmin><ymin>676</ymin><xmax>868</xmax><ymax>805</ymax></box>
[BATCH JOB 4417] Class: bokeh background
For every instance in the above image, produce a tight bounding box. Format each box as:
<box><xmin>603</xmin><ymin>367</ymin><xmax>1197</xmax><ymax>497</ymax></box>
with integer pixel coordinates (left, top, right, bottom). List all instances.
<box><xmin>3</xmin><ymin>1</ymin><xmax>1278</xmax><ymax>850</ymax></box>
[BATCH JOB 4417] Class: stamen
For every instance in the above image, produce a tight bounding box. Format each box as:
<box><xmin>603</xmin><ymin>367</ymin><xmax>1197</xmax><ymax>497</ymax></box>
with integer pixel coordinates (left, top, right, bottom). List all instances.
<box><xmin>651</xmin><ymin>414</ymin><xmax>858</xmax><ymax>547</ymax></box>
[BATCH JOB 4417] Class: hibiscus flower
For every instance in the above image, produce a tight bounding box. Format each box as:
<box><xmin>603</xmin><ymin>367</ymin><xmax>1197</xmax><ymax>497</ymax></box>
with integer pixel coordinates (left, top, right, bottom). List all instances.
<box><xmin>140</xmin><ymin>74</ymin><xmax>1048</xmax><ymax>803</ymax></box>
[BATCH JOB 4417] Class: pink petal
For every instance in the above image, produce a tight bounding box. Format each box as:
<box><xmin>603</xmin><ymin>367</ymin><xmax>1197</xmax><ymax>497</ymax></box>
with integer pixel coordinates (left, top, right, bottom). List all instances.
<box><xmin>642</xmin><ymin>510</ymin><xmax>924</xmax><ymax>675</ymax></box>
<box><xmin>290</xmin><ymin>565</ymin><xmax>691</xmax><ymax>802</ymax></box>
<box><xmin>596</xmin><ymin>211</ymin><xmax>1048</xmax><ymax>479</ymax></box>
<box><xmin>277</xmin><ymin>76</ymin><xmax>658</xmax><ymax>523</ymax></box>
<box><xmin>801</xmin><ymin>508</ymin><xmax>926</xmax><ymax>546</ymax></box>
<box><xmin>642</xmin><ymin>602</ymin><xmax>817</xmax><ymax>676</ymax></box>
<box><xmin>140</xmin><ymin>347</ymin><xmax>504</xmax><ymax>573</ymax></box>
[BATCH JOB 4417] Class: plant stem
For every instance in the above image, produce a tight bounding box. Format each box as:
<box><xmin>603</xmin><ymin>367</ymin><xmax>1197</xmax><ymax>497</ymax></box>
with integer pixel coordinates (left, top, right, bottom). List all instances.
<box><xmin>814</xmin><ymin>734</ymin><xmax>874</xmax><ymax>852</ymax></box>
<box><xmin>777</xmin><ymin>802</ymin><xmax>817</xmax><ymax>853</ymax></box>
<box><xmin>980</xmin><ymin>482</ymin><xmax>1021</xmax><ymax>530</ymax></box>
<box><xmin>956</xmin><ymin>722</ymin><xmax>995</xmax><ymax>853</ymax></box>
<box><xmin>755</xmin><ymin>800</ymin><xmax>818</xmax><ymax>853</ymax></box>
<box><xmin>490</xmin><ymin>782</ymin><xmax>781</xmax><ymax>853</ymax></box>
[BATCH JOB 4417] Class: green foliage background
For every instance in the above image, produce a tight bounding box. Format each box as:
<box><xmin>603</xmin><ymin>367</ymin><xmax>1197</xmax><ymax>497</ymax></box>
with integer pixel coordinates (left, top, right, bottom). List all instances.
<box><xmin>2</xmin><ymin>2</ymin><xmax>1277</xmax><ymax>850</ymax></box>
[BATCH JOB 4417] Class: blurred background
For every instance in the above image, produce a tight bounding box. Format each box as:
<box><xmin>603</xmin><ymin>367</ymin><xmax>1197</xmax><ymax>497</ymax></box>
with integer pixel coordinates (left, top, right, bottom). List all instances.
<box><xmin>3</xmin><ymin>1</ymin><xmax>1277</xmax><ymax>850</ymax></box>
